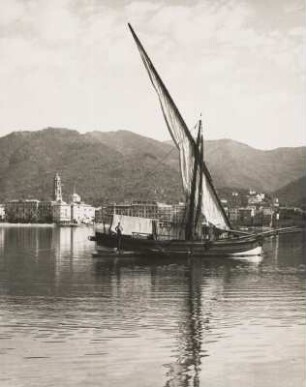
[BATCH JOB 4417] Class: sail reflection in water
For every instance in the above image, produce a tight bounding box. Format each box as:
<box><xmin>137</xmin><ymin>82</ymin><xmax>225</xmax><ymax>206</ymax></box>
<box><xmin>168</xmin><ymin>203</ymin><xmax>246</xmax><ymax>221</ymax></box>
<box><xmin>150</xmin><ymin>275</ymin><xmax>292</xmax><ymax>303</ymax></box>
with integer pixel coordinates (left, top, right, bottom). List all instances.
<box><xmin>0</xmin><ymin>225</ymin><xmax>305</xmax><ymax>387</ymax></box>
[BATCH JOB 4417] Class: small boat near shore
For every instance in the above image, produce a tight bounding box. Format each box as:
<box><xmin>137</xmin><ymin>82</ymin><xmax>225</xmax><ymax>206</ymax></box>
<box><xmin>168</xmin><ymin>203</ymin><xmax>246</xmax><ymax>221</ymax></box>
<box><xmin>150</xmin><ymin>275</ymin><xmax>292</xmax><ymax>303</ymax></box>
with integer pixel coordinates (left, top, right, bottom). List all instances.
<box><xmin>90</xmin><ymin>24</ymin><xmax>287</xmax><ymax>260</ymax></box>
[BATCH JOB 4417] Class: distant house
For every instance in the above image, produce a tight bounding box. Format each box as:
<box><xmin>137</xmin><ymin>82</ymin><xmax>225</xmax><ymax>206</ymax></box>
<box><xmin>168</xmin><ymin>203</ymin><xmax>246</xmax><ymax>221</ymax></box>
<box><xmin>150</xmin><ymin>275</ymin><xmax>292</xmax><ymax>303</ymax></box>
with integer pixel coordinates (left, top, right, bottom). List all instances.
<box><xmin>220</xmin><ymin>198</ymin><xmax>228</xmax><ymax>213</ymax></box>
<box><xmin>248</xmin><ymin>192</ymin><xmax>265</xmax><ymax>205</ymax></box>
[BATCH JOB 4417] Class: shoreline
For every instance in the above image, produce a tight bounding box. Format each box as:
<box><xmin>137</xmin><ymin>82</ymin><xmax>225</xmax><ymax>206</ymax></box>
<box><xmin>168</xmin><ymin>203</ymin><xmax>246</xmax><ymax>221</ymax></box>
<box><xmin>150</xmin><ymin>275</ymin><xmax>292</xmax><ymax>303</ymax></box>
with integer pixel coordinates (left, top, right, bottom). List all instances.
<box><xmin>0</xmin><ymin>222</ymin><xmax>55</xmax><ymax>227</ymax></box>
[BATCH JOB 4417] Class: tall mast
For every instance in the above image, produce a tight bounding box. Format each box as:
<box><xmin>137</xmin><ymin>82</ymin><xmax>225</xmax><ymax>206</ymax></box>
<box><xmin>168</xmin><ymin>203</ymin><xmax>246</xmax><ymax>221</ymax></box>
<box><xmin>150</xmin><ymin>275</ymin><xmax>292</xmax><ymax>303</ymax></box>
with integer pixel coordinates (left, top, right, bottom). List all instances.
<box><xmin>194</xmin><ymin>119</ymin><xmax>203</xmax><ymax>230</ymax></box>
<box><xmin>185</xmin><ymin>120</ymin><xmax>203</xmax><ymax>240</ymax></box>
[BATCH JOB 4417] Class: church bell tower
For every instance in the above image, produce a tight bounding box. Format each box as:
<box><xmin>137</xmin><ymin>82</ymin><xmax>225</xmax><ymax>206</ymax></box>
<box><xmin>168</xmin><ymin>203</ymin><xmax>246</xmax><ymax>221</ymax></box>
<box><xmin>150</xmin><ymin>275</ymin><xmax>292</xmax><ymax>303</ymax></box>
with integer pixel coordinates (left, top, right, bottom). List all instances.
<box><xmin>53</xmin><ymin>173</ymin><xmax>63</xmax><ymax>202</ymax></box>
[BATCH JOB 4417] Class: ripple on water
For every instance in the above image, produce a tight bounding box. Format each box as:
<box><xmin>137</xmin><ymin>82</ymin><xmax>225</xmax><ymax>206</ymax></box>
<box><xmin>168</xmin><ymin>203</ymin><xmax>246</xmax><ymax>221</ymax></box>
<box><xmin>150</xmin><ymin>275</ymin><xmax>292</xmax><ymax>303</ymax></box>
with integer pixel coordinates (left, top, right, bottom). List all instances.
<box><xmin>0</xmin><ymin>226</ymin><xmax>305</xmax><ymax>387</ymax></box>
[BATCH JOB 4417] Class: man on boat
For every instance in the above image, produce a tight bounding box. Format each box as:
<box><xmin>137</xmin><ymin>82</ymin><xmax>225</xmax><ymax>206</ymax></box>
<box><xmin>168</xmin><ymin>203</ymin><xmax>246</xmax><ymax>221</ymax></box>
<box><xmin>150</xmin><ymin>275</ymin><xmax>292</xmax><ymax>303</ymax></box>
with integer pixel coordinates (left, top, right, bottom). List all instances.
<box><xmin>208</xmin><ymin>224</ymin><xmax>220</xmax><ymax>241</ymax></box>
<box><xmin>115</xmin><ymin>222</ymin><xmax>123</xmax><ymax>253</ymax></box>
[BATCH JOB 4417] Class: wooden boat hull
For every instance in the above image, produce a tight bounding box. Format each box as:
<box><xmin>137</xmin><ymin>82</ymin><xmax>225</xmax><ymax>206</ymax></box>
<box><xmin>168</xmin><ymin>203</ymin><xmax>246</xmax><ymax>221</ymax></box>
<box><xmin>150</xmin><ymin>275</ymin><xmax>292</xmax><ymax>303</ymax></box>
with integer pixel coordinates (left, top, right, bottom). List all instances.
<box><xmin>92</xmin><ymin>232</ymin><xmax>263</xmax><ymax>258</ymax></box>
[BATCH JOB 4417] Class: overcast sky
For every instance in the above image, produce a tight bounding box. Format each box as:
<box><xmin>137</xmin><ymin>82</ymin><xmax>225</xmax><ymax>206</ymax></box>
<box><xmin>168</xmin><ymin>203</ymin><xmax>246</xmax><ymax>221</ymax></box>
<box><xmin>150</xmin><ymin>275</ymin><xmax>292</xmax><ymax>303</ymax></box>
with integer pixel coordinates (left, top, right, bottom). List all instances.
<box><xmin>0</xmin><ymin>0</ymin><xmax>304</xmax><ymax>149</ymax></box>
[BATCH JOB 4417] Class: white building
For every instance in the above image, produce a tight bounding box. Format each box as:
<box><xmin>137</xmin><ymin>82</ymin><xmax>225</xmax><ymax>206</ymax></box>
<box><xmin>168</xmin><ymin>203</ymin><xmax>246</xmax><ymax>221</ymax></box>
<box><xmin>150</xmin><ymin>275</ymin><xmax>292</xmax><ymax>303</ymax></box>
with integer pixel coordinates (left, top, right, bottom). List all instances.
<box><xmin>248</xmin><ymin>192</ymin><xmax>265</xmax><ymax>205</ymax></box>
<box><xmin>69</xmin><ymin>192</ymin><xmax>95</xmax><ymax>224</ymax></box>
<box><xmin>50</xmin><ymin>175</ymin><xmax>96</xmax><ymax>225</ymax></box>
<box><xmin>52</xmin><ymin>202</ymin><xmax>72</xmax><ymax>224</ymax></box>
<box><xmin>0</xmin><ymin>204</ymin><xmax>5</xmax><ymax>221</ymax></box>
<box><xmin>71</xmin><ymin>202</ymin><xmax>95</xmax><ymax>224</ymax></box>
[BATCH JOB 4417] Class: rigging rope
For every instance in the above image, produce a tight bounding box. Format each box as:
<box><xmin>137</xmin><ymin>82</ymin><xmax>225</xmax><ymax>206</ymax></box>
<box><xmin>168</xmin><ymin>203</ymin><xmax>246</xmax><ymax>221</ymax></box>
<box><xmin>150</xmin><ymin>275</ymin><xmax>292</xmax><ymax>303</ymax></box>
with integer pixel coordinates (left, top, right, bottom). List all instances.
<box><xmin>123</xmin><ymin>122</ymin><xmax>200</xmax><ymax>198</ymax></box>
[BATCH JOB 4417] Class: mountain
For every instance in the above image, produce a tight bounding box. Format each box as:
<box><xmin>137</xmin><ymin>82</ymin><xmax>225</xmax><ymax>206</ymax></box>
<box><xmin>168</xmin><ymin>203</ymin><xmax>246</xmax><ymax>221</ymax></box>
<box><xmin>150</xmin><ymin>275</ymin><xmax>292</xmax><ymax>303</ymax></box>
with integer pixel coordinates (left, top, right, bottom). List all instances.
<box><xmin>0</xmin><ymin>128</ymin><xmax>305</xmax><ymax>205</ymax></box>
<box><xmin>274</xmin><ymin>176</ymin><xmax>306</xmax><ymax>208</ymax></box>
<box><xmin>204</xmin><ymin>139</ymin><xmax>306</xmax><ymax>192</ymax></box>
<box><xmin>0</xmin><ymin>128</ymin><xmax>182</xmax><ymax>205</ymax></box>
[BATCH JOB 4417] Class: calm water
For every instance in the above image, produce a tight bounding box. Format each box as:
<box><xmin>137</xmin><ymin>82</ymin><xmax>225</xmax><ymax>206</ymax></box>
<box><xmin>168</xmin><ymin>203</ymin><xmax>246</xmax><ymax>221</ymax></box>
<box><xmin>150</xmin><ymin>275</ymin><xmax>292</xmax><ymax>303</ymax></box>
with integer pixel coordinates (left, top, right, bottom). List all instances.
<box><xmin>0</xmin><ymin>225</ymin><xmax>305</xmax><ymax>387</ymax></box>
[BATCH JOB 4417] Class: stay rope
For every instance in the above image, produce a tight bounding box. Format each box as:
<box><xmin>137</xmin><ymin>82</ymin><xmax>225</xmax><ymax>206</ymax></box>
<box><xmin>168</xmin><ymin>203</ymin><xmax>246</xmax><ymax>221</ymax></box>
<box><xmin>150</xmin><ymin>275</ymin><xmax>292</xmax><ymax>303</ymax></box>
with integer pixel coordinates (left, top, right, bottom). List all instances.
<box><xmin>123</xmin><ymin>122</ymin><xmax>200</xmax><ymax>198</ymax></box>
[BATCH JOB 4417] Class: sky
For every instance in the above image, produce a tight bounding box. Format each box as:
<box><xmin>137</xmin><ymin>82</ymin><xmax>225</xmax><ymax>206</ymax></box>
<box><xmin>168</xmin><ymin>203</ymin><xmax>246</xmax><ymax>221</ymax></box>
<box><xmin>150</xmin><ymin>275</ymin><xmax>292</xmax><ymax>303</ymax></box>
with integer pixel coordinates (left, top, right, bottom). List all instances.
<box><xmin>0</xmin><ymin>0</ymin><xmax>304</xmax><ymax>149</ymax></box>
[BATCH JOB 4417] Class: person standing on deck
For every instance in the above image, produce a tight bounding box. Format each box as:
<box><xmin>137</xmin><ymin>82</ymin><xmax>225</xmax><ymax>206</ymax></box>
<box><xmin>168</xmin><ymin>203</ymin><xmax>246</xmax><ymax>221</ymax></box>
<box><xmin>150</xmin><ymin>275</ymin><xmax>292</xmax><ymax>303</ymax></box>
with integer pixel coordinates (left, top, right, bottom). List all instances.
<box><xmin>208</xmin><ymin>224</ymin><xmax>216</xmax><ymax>241</ymax></box>
<box><xmin>115</xmin><ymin>222</ymin><xmax>123</xmax><ymax>253</ymax></box>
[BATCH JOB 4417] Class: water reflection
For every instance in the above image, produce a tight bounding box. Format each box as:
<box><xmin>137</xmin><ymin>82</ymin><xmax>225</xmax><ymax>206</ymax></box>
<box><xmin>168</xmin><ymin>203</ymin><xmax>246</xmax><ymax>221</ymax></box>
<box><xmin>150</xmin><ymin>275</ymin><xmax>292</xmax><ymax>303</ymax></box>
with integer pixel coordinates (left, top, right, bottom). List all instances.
<box><xmin>0</xmin><ymin>225</ymin><xmax>305</xmax><ymax>387</ymax></box>
<box><xmin>163</xmin><ymin>258</ymin><xmax>203</xmax><ymax>387</ymax></box>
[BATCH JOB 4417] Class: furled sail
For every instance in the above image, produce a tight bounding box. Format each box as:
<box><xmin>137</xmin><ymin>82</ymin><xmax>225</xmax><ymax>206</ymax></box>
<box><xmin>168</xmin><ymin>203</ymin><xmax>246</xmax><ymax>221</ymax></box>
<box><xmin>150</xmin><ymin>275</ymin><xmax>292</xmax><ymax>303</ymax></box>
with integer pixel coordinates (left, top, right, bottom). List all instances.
<box><xmin>128</xmin><ymin>23</ymin><xmax>231</xmax><ymax>230</ymax></box>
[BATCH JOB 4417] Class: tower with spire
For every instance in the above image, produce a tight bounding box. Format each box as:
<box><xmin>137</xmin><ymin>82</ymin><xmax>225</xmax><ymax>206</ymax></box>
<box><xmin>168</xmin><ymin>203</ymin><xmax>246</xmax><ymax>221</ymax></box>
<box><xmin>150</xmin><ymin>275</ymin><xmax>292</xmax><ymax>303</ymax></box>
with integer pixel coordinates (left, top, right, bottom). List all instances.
<box><xmin>53</xmin><ymin>173</ymin><xmax>63</xmax><ymax>202</ymax></box>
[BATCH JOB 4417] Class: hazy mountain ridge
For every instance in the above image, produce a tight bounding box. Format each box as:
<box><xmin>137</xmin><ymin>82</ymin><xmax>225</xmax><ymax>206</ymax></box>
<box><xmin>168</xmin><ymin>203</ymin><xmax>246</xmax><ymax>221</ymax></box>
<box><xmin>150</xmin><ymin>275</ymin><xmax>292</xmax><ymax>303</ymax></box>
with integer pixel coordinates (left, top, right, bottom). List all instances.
<box><xmin>0</xmin><ymin>128</ymin><xmax>305</xmax><ymax>205</ymax></box>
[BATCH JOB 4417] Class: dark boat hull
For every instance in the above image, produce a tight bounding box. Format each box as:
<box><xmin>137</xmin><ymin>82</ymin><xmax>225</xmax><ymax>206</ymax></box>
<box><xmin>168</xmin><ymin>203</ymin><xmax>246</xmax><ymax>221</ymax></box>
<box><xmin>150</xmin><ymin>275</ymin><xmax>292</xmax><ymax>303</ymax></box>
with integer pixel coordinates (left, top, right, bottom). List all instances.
<box><xmin>92</xmin><ymin>232</ymin><xmax>263</xmax><ymax>258</ymax></box>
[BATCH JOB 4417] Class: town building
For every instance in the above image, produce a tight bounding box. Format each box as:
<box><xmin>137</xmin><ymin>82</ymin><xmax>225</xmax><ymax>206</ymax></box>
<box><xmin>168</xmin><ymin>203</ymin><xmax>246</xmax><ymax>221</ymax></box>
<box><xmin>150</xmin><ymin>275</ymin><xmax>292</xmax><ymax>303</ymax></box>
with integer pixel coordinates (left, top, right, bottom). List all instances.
<box><xmin>3</xmin><ymin>173</ymin><xmax>96</xmax><ymax>225</ymax></box>
<box><xmin>95</xmin><ymin>207</ymin><xmax>105</xmax><ymax>224</ymax></box>
<box><xmin>52</xmin><ymin>202</ymin><xmax>72</xmax><ymax>224</ymax></box>
<box><xmin>71</xmin><ymin>202</ymin><xmax>95</xmax><ymax>224</ymax></box>
<box><xmin>50</xmin><ymin>174</ymin><xmax>95</xmax><ymax>225</ymax></box>
<box><xmin>98</xmin><ymin>201</ymin><xmax>186</xmax><ymax>238</ymax></box>
<box><xmin>38</xmin><ymin>201</ymin><xmax>54</xmax><ymax>223</ymax></box>
<box><xmin>157</xmin><ymin>202</ymin><xmax>186</xmax><ymax>224</ymax></box>
<box><xmin>105</xmin><ymin>201</ymin><xmax>159</xmax><ymax>221</ymax></box>
<box><xmin>5</xmin><ymin>200</ymin><xmax>40</xmax><ymax>223</ymax></box>
<box><xmin>70</xmin><ymin>193</ymin><xmax>95</xmax><ymax>224</ymax></box>
<box><xmin>0</xmin><ymin>204</ymin><xmax>5</xmax><ymax>221</ymax></box>
<box><xmin>247</xmin><ymin>192</ymin><xmax>265</xmax><ymax>206</ymax></box>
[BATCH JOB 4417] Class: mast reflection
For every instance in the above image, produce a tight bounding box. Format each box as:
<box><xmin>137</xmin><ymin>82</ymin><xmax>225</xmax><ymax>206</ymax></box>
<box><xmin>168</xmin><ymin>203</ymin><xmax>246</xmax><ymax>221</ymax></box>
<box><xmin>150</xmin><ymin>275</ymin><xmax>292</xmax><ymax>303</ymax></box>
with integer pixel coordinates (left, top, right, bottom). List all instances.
<box><xmin>164</xmin><ymin>258</ymin><xmax>204</xmax><ymax>387</ymax></box>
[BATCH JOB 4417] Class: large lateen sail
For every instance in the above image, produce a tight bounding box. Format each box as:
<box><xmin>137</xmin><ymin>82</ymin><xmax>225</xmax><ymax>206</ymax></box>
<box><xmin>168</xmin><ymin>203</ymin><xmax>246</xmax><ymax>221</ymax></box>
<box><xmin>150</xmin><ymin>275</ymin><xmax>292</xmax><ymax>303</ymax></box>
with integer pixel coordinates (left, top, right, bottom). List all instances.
<box><xmin>128</xmin><ymin>23</ymin><xmax>231</xmax><ymax>231</ymax></box>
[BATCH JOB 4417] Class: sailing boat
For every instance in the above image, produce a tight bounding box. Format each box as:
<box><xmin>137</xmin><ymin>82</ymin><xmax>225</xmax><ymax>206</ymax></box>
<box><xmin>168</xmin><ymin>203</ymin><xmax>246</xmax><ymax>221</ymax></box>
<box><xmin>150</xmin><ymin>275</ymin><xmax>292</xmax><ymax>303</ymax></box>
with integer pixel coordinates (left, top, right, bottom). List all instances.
<box><xmin>91</xmin><ymin>24</ymin><xmax>264</xmax><ymax>258</ymax></box>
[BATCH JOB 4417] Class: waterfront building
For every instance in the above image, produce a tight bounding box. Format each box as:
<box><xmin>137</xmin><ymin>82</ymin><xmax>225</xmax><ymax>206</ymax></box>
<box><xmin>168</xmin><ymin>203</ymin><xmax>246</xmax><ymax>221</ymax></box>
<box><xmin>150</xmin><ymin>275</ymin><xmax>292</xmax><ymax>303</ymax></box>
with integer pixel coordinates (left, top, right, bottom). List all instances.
<box><xmin>51</xmin><ymin>175</ymin><xmax>95</xmax><ymax>225</ymax></box>
<box><xmin>106</xmin><ymin>203</ymin><xmax>131</xmax><ymax>216</ymax></box>
<box><xmin>157</xmin><ymin>203</ymin><xmax>174</xmax><ymax>223</ymax></box>
<box><xmin>129</xmin><ymin>201</ymin><xmax>159</xmax><ymax>219</ymax></box>
<box><xmin>52</xmin><ymin>202</ymin><xmax>71</xmax><ymax>224</ymax></box>
<box><xmin>95</xmin><ymin>207</ymin><xmax>105</xmax><ymax>224</ymax></box>
<box><xmin>0</xmin><ymin>204</ymin><xmax>5</xmax><ymax>221</ymax></box>
<box><xmin>157</xmin><ymin>202</ymin><xmax>186</xmax><ymax>224</ymax></box>
<box><xmin>38</xmin><ymin>201</ymin><xmax>54</xmax><ymax>223</ymax></box>
<box><xmin>3</xmin><ymin>173</ymin><xmax>97</xmax><ymax>225</ymax></box>
<box><xmin>106</xmin><ymin>201</ymin><xmax>159</xmax><ymax>220</ymax></box>
<box><xmin>156</xmin><ymin>202</ymin><xmax>186</xmax><ymax>239</ymax></box>
<box><xmin>101</xmin><ymin>201</ymin><xmax>186</xmax><ymax>238</ymax></box>
<box><xmin>5</xmin><ymin>200</ymin><xmax>40</xmax><ymax>223</ymax></box>
<box><xmin>171</xmin><ymin>203</ymin><xmax>186</xmax><ymax>223</ymax></box>
<box><xmin>69</xmin><ymin>192</ymin><xmax>95</xmax><ymax>224</ymax></box>
<box><xmin>71</xmin><ymin>202</ymin><xmax>95</xmax><ymax>224</ymax></box>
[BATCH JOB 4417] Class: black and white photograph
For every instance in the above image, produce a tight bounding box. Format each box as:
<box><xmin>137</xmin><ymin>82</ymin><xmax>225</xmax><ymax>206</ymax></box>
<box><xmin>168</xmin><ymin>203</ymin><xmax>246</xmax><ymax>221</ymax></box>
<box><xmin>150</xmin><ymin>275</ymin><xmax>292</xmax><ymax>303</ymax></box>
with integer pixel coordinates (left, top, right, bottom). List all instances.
<box><xmin>0</xmin><ymin>0</ymin><xmax>305</xmax><ymax>386</ymax></box>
